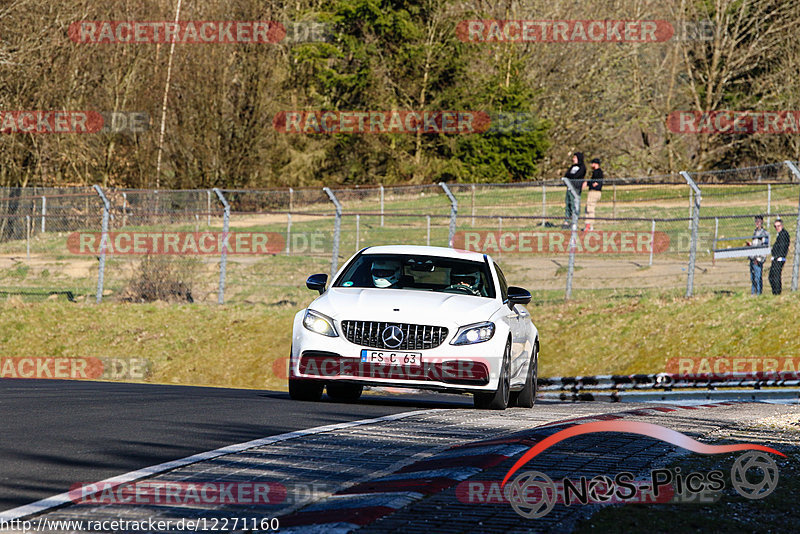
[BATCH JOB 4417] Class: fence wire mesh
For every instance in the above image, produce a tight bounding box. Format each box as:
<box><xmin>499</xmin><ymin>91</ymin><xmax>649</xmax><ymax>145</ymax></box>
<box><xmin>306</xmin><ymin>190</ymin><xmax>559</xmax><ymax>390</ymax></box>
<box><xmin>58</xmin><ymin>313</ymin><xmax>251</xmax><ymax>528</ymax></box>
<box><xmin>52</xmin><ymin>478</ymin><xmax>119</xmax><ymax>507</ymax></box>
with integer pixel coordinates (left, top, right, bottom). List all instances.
<box><xmin>689</xmin><ymin>163</ymin><xmax>799</xmax><ymax>294</ymax></box>
<box><xmin>0</xmin><ymin>162</ymin><xmax>798</xmax><ymax>304</ymax></box>
<box><xmin>0</xmin><ymin>187</ymin><xmax>102</xmax><ymax>300</ymax></box>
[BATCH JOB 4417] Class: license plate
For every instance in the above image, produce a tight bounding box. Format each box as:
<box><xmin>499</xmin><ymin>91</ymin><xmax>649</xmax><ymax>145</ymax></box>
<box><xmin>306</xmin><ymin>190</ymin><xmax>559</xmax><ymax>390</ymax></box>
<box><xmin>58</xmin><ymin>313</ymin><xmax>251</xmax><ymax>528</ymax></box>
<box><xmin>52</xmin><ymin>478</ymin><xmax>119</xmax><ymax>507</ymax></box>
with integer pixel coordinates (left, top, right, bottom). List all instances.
<box><xmin>361</xmin><ymin>349</ymin><xmax>422</xmax><ymax>367</ymax></box>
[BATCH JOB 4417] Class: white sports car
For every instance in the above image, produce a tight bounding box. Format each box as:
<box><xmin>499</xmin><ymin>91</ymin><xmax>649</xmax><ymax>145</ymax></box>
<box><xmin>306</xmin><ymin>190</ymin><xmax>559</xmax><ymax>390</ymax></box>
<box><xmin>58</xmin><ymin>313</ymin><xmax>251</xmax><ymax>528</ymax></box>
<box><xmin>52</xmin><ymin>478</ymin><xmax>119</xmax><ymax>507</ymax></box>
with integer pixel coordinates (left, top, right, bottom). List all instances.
<box><xmin>289</xmin><ymin>245</ymin><xmax>539</xmax><ymax>410</ymax></box>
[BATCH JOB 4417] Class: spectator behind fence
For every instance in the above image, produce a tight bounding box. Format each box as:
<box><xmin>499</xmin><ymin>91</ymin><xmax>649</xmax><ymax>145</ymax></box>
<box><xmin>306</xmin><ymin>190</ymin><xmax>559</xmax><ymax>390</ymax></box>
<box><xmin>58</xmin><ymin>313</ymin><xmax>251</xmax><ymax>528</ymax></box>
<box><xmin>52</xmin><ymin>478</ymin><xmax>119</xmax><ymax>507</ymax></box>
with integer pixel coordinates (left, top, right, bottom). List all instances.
<box><xmin>745</xmin><ymin>215</ymin><xmax>769</xmax><ymax>295</ymax></box>
<box><xmin>769</xmin><ymin>218</ymin><xmax>790</xmax><ymax>295</ymax></box>
<box><xmin>562</xmin><ymin>152</ymin><xmax>585</xmax><ymax>228</ymax></box>
<box><xmin>585</xmin><ymin>158</ymin><xmax>603</xmax><ymax>231</ymax></box>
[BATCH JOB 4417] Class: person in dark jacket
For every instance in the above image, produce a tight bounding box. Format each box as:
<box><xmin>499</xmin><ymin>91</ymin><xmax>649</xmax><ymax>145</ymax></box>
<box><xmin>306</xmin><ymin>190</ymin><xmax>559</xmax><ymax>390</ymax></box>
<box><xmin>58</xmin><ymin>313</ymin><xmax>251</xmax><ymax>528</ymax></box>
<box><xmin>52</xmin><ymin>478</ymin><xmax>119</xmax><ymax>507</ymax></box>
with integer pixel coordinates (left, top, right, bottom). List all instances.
<box><xmin>585</xmin><ymin>158</ymin><xmax>603</xmax><ymax>231</ymax></box>
<box><xmin>769</xmin><ymin>218</ymin><xmax>790</xmax><ymax>295</ymax></box>
<box><xmin>562</xmin><ymin>152</ymin><xmax>586</xmax><ymax>228</ymax></box>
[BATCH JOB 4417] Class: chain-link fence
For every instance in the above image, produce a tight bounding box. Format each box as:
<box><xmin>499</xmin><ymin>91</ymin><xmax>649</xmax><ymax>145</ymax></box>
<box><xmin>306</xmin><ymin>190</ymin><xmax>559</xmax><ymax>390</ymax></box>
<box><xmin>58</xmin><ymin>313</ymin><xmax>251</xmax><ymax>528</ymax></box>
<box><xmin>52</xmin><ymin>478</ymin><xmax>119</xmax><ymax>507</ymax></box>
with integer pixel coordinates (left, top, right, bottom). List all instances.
<box><xmin>0</xmin><ymin>187</ymin><xmax>103</xmax><ymax>301</ymax></box>
<box><xmin>1</xmin><ymin>161</ymin><xmax>798</xmax><ymax>304</ymax></box>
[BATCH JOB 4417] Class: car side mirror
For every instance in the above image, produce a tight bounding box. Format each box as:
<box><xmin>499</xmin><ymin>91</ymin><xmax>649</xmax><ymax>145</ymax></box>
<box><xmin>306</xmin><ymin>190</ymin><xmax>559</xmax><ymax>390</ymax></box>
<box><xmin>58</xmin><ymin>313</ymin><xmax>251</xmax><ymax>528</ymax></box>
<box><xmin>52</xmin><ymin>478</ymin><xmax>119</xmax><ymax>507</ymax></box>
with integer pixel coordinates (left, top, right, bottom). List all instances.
<box><xmin>306</xmin><ymin>273</ymin><xmax>328</xmax><ymax>294</ymax></box>
<box><xmin>507</xmin><ymin>286</ymin><xmax>531</xmax><ymax>308</ymax></box>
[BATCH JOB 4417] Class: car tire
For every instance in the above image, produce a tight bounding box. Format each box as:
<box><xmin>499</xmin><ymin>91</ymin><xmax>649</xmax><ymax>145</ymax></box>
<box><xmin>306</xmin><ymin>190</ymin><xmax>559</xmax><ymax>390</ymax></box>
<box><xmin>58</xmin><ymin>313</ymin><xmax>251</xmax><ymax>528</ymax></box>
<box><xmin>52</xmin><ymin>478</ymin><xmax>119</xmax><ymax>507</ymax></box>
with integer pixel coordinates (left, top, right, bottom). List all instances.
<box><xmin>473</xmin><ymin>340</ymin><xmax>511</xmax><ymax>410</ymax></box>
<box><xmin>288</xmin><ymin>378</ymin><xmax>324</xmax><ymax>401</ymax></box>
<box><xmin>510</xmin><ymin>342</ymin><xmax>538</xmax><ymax>408</ymax></box>
<box><xmin>326</xmin><ymin>382</ymin><xmax>363</xmax><ymax>402</ymax></box>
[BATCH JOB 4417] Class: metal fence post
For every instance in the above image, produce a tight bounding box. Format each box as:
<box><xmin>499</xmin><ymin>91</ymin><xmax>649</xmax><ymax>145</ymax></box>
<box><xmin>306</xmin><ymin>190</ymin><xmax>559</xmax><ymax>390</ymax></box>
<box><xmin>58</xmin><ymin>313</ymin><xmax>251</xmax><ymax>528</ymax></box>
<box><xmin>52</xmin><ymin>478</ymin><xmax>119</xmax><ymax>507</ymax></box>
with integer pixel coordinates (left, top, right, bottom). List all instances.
<box><xmin>356</xmin><ymin>214</ymin><xmax>360</xmax><ymax>251</ymax></box>
<box><xmin>323</xmin><ymin>187</ymin><xmax>342</xmax><ymax>280</ymax></box>
<box><xmin>562</xmin><ymin>177</ymin><xmax>580</xmax><ymax>300</ymax></box>
<box><xmin>122</xmin><ymin>192</ymin><xmax>128</xmax><ymax>227</ymax></box>
<box><xmin>471</xmin><ymin>184</ymin><xmax>476</xmax><ymax>227</ymax></box>
<box><xmin>379</xmin><ymin>185</ymin><xmax>384</xmax><ymax>227</ymax></box>
<box><xmin>26</xmin><ymin>215</ymin><xmax>30</xmax><ymax>259</ymax></box>
<box><xmin>767</xmin><ymin>184</ymin><xmax>772</xmax><ymax>226</ymax></box>
<box><xmin>649</xmin><ymin>219</ymin><xmax>656</xmax><ymax>267</ymax></box>
<box><xmin>93</xmin><ymin>185</ymin><xmax>111</xmax><ymax>303</ymax></box>
<box><xmin>41</xmin><ymin>196</ymin><xmax>46</xmax><ymax>233</ymax></box>
<box><xmin>285</xmin><ymin>213</ymin><xmax>292</xmax><ymax>255</ymax></box>
<box><xmin>712</xmin><ymin>217</ymin><xmax>718</xmax><ymax>267</ymax></box>
<box><xmin>289</xmin><ymin>187</ymin><xmax>294</xmax><ymax>213</ymax></box>
<box><xmin>439</xmin><ymin>182</ymin><xmax>457</xmax><ymax>247</ymax></box>
<box><xmin>541</xmin><ymin>183</ymin><xmax>546</xmax><ymax>226</ymax></box>
<box><xmin>681</xmin><ymin>171</ymin><xmax>702</xmax><ymax>297</ymax></box>
<box><xmin>612</xmin><ymin>182</ymin><xmax>617</xmax><ymax>219</ymax></box>
<box><xmin>426</xmin><ymin>215</ymin><xmax>431</xmax><ymax>246</ymax></box>
<box><xmin>213</xmin><ymin>188</ymin><xmax>230</xmax><ymax>304</ymax></box>
<box><xmin>498</xmin><ymin>216</ymin><xmax>503</xmax><ymax>257</ymax></box>
<box><xmin>784</xmin><ymin>161</ymin><xmax>800</xmax><ymax>291</ymax></box>
<box><xmin>206</xmin><ymin>190</ymin><xmax>211</xmax><ymax>226</ymax></box>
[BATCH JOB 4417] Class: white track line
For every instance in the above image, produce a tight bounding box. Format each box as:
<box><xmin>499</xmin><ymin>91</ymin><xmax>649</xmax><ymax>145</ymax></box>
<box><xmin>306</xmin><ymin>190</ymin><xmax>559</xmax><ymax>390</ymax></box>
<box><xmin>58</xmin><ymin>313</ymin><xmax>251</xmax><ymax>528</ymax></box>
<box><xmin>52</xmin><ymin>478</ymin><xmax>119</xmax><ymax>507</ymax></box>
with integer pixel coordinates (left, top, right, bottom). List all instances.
<box><xmin>0</xmin><ymin>409</ymin><xmax>435</xmax><ymax>522</ymax></box>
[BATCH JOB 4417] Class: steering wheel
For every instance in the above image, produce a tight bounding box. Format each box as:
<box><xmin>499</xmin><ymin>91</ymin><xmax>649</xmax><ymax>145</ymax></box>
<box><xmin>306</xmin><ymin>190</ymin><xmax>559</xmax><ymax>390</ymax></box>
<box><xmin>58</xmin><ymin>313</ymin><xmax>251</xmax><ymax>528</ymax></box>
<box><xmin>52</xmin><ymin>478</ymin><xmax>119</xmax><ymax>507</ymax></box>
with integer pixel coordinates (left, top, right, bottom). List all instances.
<box><xmin>444</xmin><ymin>284</ymin><xmax>479</xmax><ymax>295</ymax></box>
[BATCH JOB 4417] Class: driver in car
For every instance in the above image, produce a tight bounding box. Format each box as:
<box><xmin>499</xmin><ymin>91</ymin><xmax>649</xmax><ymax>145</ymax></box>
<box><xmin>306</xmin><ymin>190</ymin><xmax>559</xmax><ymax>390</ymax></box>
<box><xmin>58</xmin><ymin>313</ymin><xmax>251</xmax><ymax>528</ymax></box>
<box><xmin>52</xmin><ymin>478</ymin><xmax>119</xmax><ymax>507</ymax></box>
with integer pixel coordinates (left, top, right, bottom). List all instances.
<box><xmin>447</xmin><ymin>266</ymin><xmax>482</xmax><ymax>296</ymax></box>
<box><xmin>371</xmin><ymin>259</ymin><xmax>402</xmax><ymax>288</ymax></box>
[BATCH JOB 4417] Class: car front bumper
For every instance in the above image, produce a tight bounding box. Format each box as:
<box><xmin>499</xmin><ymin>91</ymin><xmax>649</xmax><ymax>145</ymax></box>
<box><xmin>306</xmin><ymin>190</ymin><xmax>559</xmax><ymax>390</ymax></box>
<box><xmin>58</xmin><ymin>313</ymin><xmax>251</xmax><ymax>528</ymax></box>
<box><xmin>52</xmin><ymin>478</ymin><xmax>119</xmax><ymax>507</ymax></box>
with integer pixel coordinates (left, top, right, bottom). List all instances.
<box><xmin>291</xmin><ymin>315</ymin><xmax>507</xmax><ymax>393</ymax></box>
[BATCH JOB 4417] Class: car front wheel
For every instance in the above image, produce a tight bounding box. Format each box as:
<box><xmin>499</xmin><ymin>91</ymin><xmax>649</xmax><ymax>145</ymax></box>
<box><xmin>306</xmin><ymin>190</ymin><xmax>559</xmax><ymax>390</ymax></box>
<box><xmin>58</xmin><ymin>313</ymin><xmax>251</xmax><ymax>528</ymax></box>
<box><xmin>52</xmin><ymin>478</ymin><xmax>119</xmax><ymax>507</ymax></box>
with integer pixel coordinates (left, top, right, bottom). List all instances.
<box><xmin>474</xmin><ymin>340</ymin><xmax>511</xmax><ymax>410</ymax></box>
<box><xmin>289</xmin><ymin>378</ymin><xmax>324</xmax><ymax>401</ymax></box>
<box><xmin>510</xmin><ymin>341</ymin><xmax>538</xmax><ymax>408</ymax></box>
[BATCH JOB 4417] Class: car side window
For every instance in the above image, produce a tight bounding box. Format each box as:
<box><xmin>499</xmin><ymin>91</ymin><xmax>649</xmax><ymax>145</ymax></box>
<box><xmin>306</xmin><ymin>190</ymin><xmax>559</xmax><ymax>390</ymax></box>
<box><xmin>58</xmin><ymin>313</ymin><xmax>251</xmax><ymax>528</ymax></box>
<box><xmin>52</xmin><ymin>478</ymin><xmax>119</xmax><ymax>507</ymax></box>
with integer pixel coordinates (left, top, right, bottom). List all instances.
<box><xmin>494</xmin><ymin>263</ymin><xmax>508</xmax><ymax>302</ymax></box>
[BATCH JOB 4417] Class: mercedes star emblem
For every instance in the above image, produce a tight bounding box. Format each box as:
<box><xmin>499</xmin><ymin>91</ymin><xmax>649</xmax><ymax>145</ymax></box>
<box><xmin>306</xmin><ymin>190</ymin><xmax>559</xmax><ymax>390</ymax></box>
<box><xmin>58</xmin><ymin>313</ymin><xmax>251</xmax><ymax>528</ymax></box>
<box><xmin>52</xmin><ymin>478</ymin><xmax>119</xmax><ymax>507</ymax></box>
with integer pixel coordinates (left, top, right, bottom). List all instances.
<box><xmin>381</xmin><ymin>325</ymin><xmax>404</xmax><ymax>349</ymax></box>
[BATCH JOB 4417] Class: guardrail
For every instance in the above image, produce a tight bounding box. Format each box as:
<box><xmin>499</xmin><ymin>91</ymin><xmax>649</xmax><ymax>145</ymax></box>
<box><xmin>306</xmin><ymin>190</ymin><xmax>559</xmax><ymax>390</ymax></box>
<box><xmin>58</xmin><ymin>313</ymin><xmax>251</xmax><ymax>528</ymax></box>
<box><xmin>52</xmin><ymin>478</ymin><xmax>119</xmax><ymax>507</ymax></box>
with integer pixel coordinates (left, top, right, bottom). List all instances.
<box><xmin>538</xmin><ymin>372</ymin><xmax>800</xmax><ymax>391</ymax></box>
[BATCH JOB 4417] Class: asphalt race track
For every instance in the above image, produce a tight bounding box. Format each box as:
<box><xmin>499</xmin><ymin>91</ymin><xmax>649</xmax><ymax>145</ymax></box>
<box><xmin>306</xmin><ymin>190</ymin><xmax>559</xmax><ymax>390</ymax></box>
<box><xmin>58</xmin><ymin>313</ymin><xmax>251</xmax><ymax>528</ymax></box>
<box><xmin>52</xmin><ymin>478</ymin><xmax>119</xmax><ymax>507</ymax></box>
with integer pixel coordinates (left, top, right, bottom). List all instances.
<box><xmin>2</xmin><ymin>380</ymin><xmax>798</xmax><ymax>532</ymax></box>
<box><xmin>0</xmin><ymin>380</ymin><xmax>471</xmax><ymax>512</ymax></box>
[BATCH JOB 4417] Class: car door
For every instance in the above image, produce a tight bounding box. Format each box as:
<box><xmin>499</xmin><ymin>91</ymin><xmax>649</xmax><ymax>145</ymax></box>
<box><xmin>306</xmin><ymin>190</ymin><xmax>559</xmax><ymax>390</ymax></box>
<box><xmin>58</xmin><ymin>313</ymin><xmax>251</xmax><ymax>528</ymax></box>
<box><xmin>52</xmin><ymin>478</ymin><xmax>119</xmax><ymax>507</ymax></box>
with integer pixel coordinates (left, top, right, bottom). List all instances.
<box><xmin>494</xmin><ymin>263</ymin><xmax>525</xmax><ymax>381</ymax></box>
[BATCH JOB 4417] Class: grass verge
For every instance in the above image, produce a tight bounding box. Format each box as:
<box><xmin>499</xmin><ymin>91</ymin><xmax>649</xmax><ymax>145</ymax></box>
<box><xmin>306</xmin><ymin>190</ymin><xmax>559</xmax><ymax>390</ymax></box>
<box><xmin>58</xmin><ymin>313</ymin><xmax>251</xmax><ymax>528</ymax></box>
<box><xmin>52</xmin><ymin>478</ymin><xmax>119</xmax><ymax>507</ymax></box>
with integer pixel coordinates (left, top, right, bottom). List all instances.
<box><xmin>1</xmin><ymin>290</ymin><xmax>799</xmax><ymax>390</ymax></box>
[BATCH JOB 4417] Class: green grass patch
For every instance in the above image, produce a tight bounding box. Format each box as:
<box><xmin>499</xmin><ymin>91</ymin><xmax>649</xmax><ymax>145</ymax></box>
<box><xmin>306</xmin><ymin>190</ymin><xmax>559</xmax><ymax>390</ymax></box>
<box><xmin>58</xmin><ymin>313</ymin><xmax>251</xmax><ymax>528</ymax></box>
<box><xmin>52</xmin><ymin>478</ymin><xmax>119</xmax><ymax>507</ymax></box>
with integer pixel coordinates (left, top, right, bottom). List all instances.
<box><xmin>2</xmin><ymin>289</ymin><xmax>799</xmax><ymax>389</ymax></box>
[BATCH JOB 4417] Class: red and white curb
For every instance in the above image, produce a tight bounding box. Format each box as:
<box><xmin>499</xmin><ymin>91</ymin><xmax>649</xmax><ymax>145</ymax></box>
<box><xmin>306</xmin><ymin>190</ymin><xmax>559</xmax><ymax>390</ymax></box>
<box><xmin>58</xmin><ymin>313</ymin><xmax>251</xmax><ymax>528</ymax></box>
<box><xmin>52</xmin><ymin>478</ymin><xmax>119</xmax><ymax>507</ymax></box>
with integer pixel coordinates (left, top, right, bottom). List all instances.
<box><xmin>276</xmin><ymin>401</ymin><xmax>741</xmax><ymax>531</ymax></box>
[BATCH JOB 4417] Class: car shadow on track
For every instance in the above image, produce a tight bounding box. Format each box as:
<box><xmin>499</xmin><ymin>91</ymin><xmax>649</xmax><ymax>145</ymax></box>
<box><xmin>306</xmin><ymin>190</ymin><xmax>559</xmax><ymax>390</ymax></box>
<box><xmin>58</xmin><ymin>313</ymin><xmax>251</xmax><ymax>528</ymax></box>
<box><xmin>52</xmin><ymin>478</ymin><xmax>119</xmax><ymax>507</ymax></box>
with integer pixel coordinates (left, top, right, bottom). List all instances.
<box><xmin>261</xmin><ymin>390</ymin><xmax>475</xmax><ymax>409</ymax></box>
<box><xmin>261</xmin><ymin>390</ymin><xmax>563</xmax><ymax>409</ymax></box>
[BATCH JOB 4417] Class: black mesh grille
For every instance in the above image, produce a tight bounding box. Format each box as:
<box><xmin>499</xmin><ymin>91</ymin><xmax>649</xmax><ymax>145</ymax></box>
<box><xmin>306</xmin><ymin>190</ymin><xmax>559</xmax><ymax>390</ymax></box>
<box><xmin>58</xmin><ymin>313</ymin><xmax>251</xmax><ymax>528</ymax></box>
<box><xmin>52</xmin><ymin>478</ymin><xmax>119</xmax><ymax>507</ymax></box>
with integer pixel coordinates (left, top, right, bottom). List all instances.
<box><xmin>342</xmin><ymin>321</ymin><xmax>448</xmax><ymax>350</ymax></box>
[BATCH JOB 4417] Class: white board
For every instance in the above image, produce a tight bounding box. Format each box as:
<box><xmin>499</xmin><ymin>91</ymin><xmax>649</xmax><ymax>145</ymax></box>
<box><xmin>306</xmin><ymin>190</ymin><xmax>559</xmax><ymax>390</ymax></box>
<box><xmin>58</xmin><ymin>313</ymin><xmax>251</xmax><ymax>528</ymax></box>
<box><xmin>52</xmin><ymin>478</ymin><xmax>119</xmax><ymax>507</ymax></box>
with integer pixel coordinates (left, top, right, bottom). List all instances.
<box><xmin>713</xmin><ymin>246</ymin><xmax>770</xmax><ymax>259</ymax></box>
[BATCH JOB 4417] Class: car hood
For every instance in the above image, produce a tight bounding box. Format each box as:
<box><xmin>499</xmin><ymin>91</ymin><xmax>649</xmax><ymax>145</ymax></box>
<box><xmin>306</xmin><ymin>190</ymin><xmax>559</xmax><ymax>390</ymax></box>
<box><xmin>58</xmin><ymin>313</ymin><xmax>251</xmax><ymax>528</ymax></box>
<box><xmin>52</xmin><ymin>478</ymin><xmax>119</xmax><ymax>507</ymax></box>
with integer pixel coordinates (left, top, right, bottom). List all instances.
<box><xmin>310</xmin><ymin>287</ymin><xmax>501</xmax><ymax>327</ymax></box>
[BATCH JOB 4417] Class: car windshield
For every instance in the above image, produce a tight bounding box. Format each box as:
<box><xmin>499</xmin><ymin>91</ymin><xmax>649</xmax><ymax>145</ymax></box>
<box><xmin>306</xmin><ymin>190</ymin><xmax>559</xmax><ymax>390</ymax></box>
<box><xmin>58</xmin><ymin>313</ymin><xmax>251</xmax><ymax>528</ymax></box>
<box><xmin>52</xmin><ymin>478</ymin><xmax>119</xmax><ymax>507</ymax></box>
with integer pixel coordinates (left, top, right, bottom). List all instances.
<box><xmin>334</xmin><ymin>254</ymin><xmax>495</xmax><ymax>298</ymax></box>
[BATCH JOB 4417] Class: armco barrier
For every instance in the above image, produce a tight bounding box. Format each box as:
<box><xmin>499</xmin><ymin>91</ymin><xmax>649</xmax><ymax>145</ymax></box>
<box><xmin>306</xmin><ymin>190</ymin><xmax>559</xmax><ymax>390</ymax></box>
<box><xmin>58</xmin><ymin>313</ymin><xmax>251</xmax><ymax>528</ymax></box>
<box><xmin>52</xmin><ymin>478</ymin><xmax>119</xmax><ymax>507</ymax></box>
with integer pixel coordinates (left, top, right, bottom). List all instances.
<box><xmin>538</xmin><ymin>372</ymin><xmax>800</xmax><ymax>391</ymax></box>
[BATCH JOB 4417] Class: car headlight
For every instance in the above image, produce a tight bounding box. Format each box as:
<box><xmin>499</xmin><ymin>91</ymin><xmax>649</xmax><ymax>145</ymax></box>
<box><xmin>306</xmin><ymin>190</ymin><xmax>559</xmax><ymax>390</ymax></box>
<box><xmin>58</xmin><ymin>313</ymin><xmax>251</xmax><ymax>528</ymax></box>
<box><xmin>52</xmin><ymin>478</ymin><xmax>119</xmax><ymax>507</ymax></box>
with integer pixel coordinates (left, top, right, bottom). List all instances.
<box><xmin>303</xmin><ymin>309</ymin><xmax>338</xmax><ymax>337</ymax></box>
<box><xmin>451</xmin><ymin>321</ymin><xmax>495</xmax><ymax>345</ymax></box>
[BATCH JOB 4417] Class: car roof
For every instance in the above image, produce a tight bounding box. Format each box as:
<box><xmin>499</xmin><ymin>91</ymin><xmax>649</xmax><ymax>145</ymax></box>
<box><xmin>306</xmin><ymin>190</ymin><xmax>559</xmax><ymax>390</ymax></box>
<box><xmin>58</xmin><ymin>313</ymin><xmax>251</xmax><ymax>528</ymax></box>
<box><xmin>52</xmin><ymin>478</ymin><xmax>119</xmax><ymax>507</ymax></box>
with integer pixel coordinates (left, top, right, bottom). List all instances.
<box><xmin>361</xmin><ymin>245</ymin><xmax>489</xmax><ymax>262</ymax></box>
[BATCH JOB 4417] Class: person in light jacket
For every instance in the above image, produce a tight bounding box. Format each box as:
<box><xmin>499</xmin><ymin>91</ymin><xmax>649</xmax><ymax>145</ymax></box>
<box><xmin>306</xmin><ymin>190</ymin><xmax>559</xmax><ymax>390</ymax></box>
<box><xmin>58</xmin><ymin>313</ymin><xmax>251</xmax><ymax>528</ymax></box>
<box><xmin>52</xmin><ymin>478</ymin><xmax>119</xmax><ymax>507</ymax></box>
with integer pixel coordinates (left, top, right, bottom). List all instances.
<box><xmin>746</xmin><ymin>215</ymin><xmax>768</xmax><ymax>295</ymax></box>
<box><xmin>585</xmin><ymin>158</ymin><xmax>603</xmax><ymax>231</ymax></box>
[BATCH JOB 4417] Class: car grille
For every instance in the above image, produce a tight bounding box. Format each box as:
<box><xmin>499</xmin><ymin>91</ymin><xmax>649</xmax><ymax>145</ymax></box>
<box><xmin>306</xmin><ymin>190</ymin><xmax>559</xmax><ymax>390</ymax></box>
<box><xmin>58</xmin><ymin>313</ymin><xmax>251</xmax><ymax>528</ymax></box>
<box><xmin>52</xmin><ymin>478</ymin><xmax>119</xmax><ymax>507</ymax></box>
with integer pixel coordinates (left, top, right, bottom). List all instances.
<box><xmin>342</xmin><ymin>321</ymin><xmax>449</xmax><ymax>350</ymax></box>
